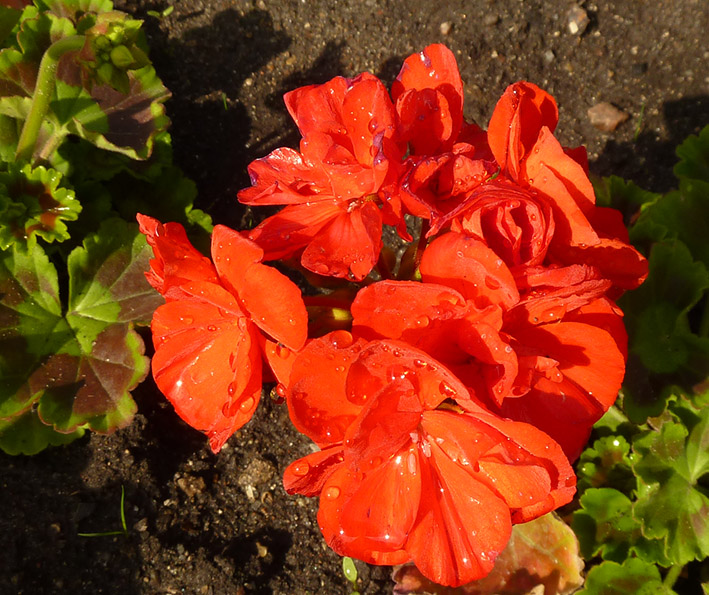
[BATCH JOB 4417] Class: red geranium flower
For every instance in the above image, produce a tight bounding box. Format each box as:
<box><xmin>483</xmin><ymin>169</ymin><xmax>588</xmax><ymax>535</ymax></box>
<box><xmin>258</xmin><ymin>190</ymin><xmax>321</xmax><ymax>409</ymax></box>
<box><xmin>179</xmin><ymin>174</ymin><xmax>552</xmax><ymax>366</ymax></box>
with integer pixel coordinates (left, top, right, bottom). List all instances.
<box><xmin>283</xmin><ymin>332</ymin><xmax>575</xmax><ymax>587</ymax></box>
<box><xmin>138</xmin><ymin>214</ymin><xmax>307</xmax><ymax>452</ymax></box>
<box><xmin>238</xmin><ymin>73</ymin><xmax>406</xmax><ymax>280</ymax></box>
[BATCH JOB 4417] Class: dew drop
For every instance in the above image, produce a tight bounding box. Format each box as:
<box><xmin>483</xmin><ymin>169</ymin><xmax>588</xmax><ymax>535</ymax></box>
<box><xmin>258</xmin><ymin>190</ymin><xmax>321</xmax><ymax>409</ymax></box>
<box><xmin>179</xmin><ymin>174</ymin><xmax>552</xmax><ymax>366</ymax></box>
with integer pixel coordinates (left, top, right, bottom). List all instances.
<box><xmin>324</xmin><ymin>486</ymin><xmax>341</xmax><ymax>500</ymax></box>
<box><xmin>240</xmin><ymin>396</ymin><xmax>255</xmax><ymax>412</ymax></box>
<box><xmin>228</xmin><ymin>382</ymin><xmax>237</xmax><ymax>396</ymax></box>
<box><xmin>292</xmin><ymin>461</ymin><xmax>310</xmax><ymax>476</ymax></box>
<box><xmin>439</xmin><ymin>381</ymin><xmax>456</xmax><ymax>397</ymax></box>
<box><xmin>207</xmin><ymin>324</ymin><xmax>218</xmax><ymax>331</ymax></box>
<box><xmin>367</xmin><ymin>119</ymin><xmax>378</xmax><ymax>133</ymax></box>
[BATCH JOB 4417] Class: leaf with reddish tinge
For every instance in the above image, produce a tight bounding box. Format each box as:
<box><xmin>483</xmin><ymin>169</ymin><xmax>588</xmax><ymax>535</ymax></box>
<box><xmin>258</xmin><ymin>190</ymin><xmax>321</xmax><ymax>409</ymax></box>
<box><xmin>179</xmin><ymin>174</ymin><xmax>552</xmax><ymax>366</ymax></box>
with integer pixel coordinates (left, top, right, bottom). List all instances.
<box><xmin>68</xmin><ymin>218</ymin><xmax>164</xmax><ymax>325</ymax></box>
<box><xmin>1</xmin><ymin>222</ymin><xmax>153</xmax><ymax>445</ymax></box>
<box><xmin>392</xmin><ymin>513</ymin><xmax>583</xmax><ymax>594</ymax></box>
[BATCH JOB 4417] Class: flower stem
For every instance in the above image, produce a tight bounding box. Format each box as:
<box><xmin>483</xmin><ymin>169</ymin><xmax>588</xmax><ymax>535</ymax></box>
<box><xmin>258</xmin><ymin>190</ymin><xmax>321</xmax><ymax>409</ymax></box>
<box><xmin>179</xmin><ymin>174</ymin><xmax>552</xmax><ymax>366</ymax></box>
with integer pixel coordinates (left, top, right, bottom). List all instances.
<box><xmin>15</xmin><ymin>35</ymin><xmax>85</xmax><ymax>164</ymax></box>
<box><xmin>663</xmin><ymin>564</ymin><xmax>682</xmax><ymax>588</ymax></box>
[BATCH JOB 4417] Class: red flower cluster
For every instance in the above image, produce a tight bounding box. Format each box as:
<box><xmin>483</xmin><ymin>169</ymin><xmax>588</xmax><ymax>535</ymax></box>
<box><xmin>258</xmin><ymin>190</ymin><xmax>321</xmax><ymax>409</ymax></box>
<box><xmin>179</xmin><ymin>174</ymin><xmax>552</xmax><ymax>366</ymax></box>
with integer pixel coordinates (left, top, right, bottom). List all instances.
<box><xmin>139</xmin><ymin>44</ymin><xmax>647</xmax><ymax>588</ymax></box>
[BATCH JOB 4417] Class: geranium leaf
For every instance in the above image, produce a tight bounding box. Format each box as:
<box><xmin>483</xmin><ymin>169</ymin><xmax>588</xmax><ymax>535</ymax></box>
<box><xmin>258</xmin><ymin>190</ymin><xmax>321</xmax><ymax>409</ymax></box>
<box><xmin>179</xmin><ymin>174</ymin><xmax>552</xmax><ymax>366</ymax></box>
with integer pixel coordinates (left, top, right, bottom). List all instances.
<box><xmin>572</xmin><ymin>488</ymin><xmax>640</xmax><ymax>562</ymax></box>
<box><xmin>576</xmin><ymin>435</ymin><xmax>635</xmax><ymax>494</ymax></box>
<box><xmin>1</xmin><ymin>224</ymin><xmax>152</xmax><ymax>437</ymax></box>
<box><xmin>35</xmin><ymin>322</ymin><xmax>144</xmax><ymax>433</ymax></box>
<box><xmin>0</xmin><ymin>241</ymin><xmax>71</xmax><ymax>419</ymax></box>
<box><xmin>675</xmin><ymin>124</ymin><xmax>709</xmax><ymax>186</ymax></box>
<box><xmin>67</xmin><ymin>218</ymin><xmax>163</xmax><ymax>325</ymax></box>
<box><xmin>0</xmin><ymin>163</ymin><xmax>81</xmax><ymax>248</ymax></box>
<box><xmin>392</xmin><ymin>513</ymin><xmax>583</xmax><ymax>594</ymax></box>
<box><xmin>576</xmin><ymin>558</ymin><xmax>673</xmax><ymax>595</ymax></box>
<box><xmin>0</xmin><ymin>407</ymin><xmax>85</xmax><ymax>455</ymax></box>
<box><xmin>632</xmin><ymin>408</ymin><xmax>709</xmax><ymax>566</ymax></box>
<box><xmin>620</xmin><ymin>240</ymin><xmax>709</xmax><ymax>394</ymax></box>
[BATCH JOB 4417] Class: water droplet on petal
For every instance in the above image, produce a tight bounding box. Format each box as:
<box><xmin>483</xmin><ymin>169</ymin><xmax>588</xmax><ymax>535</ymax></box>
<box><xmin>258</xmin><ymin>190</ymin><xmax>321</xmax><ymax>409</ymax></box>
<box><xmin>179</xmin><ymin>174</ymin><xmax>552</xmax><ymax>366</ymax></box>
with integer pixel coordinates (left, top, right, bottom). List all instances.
<box><xmin>240</xmin><ymin>396</ymin><xmax>255</xmax><ymax>412</ymax></box>
<box><xmin>439</xmin><ymin>381</ymin><xmax>456</xmax><ymax>397</ymax></box>
<box><xmin>324</xmin><ymin>486</ymin><xmax>341</xmax><ymax>500</ymax></box>
<box><xmin>484</xmin><ymin>276</ymin><xmax>501</xmax><ymax>290</ymax></box>
<box><xmin>292</xmin><ymin>461</ymin><xmax>310</xmax><ymax>476</ymax></box>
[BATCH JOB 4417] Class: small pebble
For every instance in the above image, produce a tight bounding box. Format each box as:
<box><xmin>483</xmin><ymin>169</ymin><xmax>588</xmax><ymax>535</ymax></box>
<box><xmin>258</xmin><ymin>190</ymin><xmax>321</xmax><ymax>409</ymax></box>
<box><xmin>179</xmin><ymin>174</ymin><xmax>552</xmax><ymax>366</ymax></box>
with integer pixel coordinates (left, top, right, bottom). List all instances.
<box><xmin>440</xmin><ymin>21</ymin><xmax>452</xmax><ymax>35</ymax></box>
<box><xmin>567</xmin><ymin>4</ymin><xmax>589</xmax><ymax>35</ymax></box>
<box><xmin>587</xmin><ymin>102</ymin><xmax>629</xmax><ymax>132</ymax></box>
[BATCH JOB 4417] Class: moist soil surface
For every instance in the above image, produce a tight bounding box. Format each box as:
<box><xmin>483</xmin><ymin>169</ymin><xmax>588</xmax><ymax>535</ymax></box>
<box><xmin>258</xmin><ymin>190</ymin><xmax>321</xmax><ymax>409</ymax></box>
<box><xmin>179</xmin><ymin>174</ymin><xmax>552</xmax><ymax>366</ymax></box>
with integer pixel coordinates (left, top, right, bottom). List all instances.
<box><xmin>2</xmin><ymin>1</ymin><xmax>708</xmax><ymax>594</ymax></box>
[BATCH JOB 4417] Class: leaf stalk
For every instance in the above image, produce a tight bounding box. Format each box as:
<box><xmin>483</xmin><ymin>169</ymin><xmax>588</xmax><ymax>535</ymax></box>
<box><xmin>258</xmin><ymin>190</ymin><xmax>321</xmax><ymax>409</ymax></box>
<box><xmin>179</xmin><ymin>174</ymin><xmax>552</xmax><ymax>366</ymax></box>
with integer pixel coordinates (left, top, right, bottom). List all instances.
<box><xmin>15</xmin><ymin>35</ymin><xmax>85</xmax><ymax>164</ymax></box>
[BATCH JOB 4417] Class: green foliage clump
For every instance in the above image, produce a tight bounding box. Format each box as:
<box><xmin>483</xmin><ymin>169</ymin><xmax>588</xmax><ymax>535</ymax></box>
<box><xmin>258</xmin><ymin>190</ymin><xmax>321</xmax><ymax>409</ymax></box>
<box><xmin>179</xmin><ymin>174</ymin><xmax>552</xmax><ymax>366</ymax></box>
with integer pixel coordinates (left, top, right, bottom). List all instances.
<box><xmin>0</xmin><ymin>0</ymin><xmax>210</xmax><ymax>454</ymax></box>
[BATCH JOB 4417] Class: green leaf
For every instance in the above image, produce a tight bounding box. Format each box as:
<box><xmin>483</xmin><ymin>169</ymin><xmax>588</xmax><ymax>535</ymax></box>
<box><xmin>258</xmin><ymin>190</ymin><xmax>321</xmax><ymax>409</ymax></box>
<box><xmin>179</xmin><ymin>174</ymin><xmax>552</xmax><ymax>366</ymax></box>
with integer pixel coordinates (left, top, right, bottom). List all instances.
<box><xmin>593</xmin><ymin>174</ymin><xmax>661</xmax><ymax>229</ymax></box>
<box><xmin>675</xmin><ymin>124</ymin><xmax>709</xmax><ymax>185</ymax></box>
<box><xmin>0</xmin><ymin>163</ymin><xmax>81</xmax><ymax>248</ymax></box>
<box><xmin>0</xmin><ymin>241</ymin><xmax>70</xmax><ymax>419</ymax></box>
<box><xmin>1</xmin><ymin>223</ymin><xmax>154</xmax><ymax>438</ymax></box>
<box><xmin>619</xmin><ymin>240</ymin><xmax>709</xmax><ymax>409</ymax></box>
<box><xmin>67</xmin><ymin>218</ymin><xmax>163</xmax><ymax>325</ymax></box>
<box><xmin>632</xmin><ymin>408</ymin><xmax>709</xmax><ymax>566</ymax></box>
<box><xmin>577</xmin><ymin>435</ymin><xmax>636</xmax><ymax>495</ymax></box>
<box><xmin>572</xmin><ymin>488</ymin><xmax>639</xmax><ymax>562</ymax></box>
<box><xmin>0</xmin><ymin>407</ymin><xmax>85</xmax><ymax>455</ymax></box>
<box><xmin>577</xmin><ymin>558</ymin><xmax>673</xmax><ymax>595</ymax></box>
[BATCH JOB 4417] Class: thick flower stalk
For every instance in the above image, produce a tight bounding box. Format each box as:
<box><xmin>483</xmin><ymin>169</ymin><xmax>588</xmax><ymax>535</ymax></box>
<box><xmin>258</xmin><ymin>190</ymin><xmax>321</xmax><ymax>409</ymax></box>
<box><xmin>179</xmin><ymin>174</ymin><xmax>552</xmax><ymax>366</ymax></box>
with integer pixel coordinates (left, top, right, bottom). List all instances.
<box><xmin>140</xmin><ymin>43</ymin><xmax>648</xmax><ymax>589</ymax></box>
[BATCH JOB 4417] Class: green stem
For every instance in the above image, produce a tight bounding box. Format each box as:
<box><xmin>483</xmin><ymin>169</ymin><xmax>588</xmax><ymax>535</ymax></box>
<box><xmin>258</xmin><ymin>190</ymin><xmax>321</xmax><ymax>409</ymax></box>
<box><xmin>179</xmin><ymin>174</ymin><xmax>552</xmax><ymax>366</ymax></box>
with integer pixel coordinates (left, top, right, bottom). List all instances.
<box><xmin>663</xmin><ymin>564</ymin><xmax>682</xmax><ymax>589</ymax></box>
<box><xmin>15</xmin><ymin>35</ymin><xmax>85</xmax><ymax>164</ymax></box>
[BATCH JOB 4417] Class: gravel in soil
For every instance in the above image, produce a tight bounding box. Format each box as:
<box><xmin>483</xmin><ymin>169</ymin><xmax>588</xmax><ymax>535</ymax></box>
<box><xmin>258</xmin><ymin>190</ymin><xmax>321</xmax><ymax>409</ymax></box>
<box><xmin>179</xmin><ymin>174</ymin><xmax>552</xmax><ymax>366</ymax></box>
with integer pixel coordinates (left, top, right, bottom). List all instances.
<box><xmin>2</xmin><ymin>1</ymin><xmax>707</xmax><ymax>593</ymax></box>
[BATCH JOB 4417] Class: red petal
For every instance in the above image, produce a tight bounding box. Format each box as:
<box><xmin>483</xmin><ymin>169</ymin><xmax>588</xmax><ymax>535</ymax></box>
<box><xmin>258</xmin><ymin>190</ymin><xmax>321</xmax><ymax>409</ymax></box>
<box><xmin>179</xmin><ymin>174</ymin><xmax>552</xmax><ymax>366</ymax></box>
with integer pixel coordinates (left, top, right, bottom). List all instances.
<box><xmin>301</xmin><ymin>201</ymin><xmax>382</xmax><ymax>280</ymax></box>
<box><xmin>522</xmin><ymin>128</ymin><xmax>599</xmax><ymax>246</ymax></box>
<box><xmin>287</xmin><ymin>331</ymin><xmax>366</xmax><ymax>446</ymax></box>
<box><xmin>501</xmin><ymin>320</ymin><xmax>625</xmax><ymax>460</ymax></box>
<box><xmin>150</xmin><ymin>292</ymin><xmax>261</xmax><ymax>453</ymax></box>
<box><xmin>137</xmin><ymin>214</ymin><xmax>216</xmax><ymax>295</ymax></box>
<box><xmin>317</xmin><ymin>465</ymin><xmax>412</xmax><ymax>566</ymax></box>
<box><xmin>351</xmin><ymin>280</ymin><xmax>467</xmax><ymax>344</ymax></box>
<box><xmin>487</xmin><ymin>82</ymin><xmax>558</xmax><ymax>181</ymax></box>
<box><xmin>347</xmin><ymin>340</ymin><xmax>473</xmax><ymax>410</ymax></box>
<box><xmin>284</xmin><ymin>76</ymin><xmax>349</xmax><ymax>137</ymax></box>
<box><xmin>341</xmin><ymin>75</ymin><xmax>397</xmax><ymax>170</ymax></box>
<box><xmin>237</xmin><ymin>147</ymin><xmax>332</xmax><ymax>205</ymax></box>
<box><xmin>247</xmin><ymin>201</ymin><xmax>341</xmax><ymax>261</ymax></box>
<box><xmin>407</xmin><ymin>440</ymin><xmax>512</xmax><ymax>587</ymax></box>
<box><xmin>343</xmin><ymin>378</ymin><xmax>423</xmax><ymax>471</ymax></box>
<box><xmin>392</xmin><ymin>44</ymin><xmax>464</xmax><ymax>153</ymax></box>
<box><xmin>211</xmin><ymin>226</ymin><xmax>307</xmax><ymax>351</ymax></box>
<box><xmin>262</xmin><ymin>339</ymin><xmax>298</xmax><ymax>387</ymax></box>
<box><xmin>283</xmin><ymin>445</ymin><xmax>345</xmax><ymax>497</ymax></box>
<box><xmin>420</xmin><ymin>232</ymin><xmax>519</xmax><ymax>310</ymax></box>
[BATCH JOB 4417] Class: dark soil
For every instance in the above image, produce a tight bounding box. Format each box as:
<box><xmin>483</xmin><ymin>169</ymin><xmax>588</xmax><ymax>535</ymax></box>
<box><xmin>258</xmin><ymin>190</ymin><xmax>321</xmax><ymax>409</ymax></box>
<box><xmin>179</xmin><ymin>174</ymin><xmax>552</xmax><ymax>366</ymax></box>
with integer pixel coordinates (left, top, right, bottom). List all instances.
<box><xmin>2</xmin><ymin>1</ymin><xmax>707</xmax><ymax>594</ymax></box>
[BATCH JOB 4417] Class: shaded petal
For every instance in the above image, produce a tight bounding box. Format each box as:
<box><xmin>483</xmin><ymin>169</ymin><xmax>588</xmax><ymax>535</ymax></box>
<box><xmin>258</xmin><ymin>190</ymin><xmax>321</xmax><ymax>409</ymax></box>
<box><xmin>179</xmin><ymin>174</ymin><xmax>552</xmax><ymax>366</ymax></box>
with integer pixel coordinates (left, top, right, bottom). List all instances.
<box><xmin>501</xmin><ymin>320</ymin><xmax>625</xmax><ymax>460</ymax></box>
<box><xmin>301</xmin><ymin>200</ymin><xmax>382</xmax><ymax>280</ymax></box>
<box><xmin>487</xmin><ymin>81</ymin><xmax>558</xmax><ymax>181</ymax></box>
